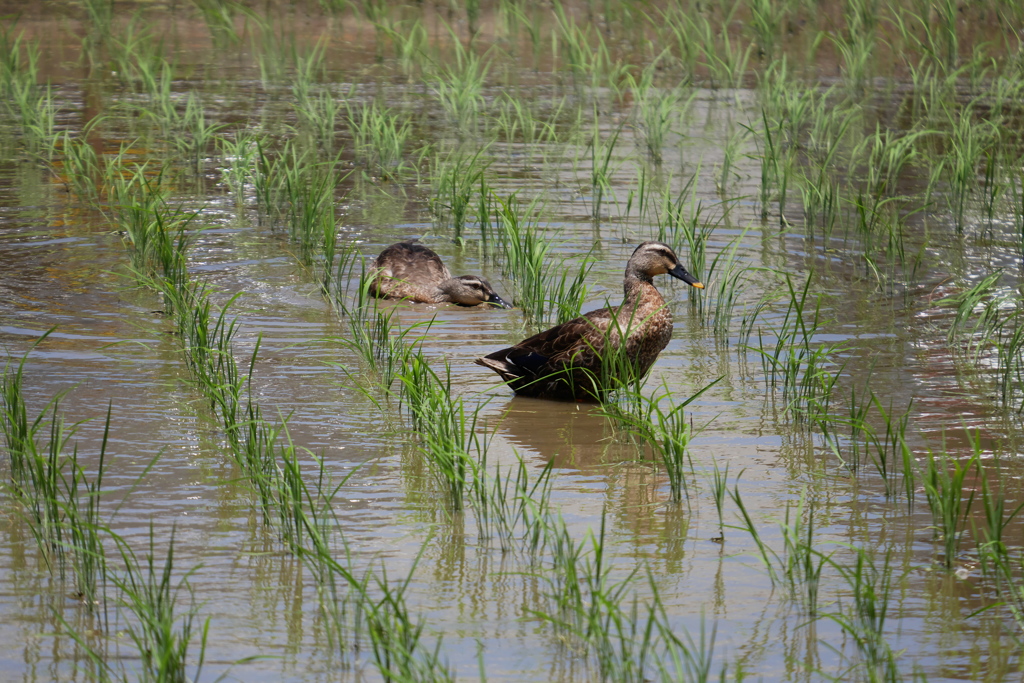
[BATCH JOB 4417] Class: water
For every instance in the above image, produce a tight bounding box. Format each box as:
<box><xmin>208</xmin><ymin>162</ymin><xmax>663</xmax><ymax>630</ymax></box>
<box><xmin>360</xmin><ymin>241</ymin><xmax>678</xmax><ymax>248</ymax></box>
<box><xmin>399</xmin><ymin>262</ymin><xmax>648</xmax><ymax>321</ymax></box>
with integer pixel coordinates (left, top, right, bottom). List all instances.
<box><xmin>1</xmin><ymin>4</ymin><xmax>1023</xmax><ymax>681</ymax></box>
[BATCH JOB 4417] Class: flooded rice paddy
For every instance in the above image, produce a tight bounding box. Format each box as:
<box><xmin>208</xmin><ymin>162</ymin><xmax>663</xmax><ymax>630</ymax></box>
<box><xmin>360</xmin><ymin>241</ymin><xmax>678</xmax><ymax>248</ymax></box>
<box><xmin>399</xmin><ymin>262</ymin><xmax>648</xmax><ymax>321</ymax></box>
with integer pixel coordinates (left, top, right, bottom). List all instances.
<box><xmin>2</xmin><ymin>1</ymin><xmax>1024</xmax><ymax>680</ymax></box>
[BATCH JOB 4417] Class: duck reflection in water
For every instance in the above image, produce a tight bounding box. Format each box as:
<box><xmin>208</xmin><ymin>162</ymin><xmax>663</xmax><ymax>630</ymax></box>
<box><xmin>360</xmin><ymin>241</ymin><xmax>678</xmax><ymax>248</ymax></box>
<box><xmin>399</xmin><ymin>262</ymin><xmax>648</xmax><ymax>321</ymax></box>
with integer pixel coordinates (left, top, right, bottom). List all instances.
<box><xmin>495</xmin><ymin>396</ymin><xmax>638</xmax><ymax>468</ymax></box>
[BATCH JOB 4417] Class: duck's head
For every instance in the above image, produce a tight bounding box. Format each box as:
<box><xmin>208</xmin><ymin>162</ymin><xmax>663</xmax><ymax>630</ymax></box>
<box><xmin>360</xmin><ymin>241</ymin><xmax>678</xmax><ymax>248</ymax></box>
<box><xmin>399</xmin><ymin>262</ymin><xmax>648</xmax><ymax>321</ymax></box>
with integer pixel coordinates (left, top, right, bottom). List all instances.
<box><xmin>629</xmin><ymin>241</ymin><xmax>704</xmax><ymax>289</ymax></box>
<box><xmin>442</xmin><ymin>276</ymin><xmax>514</xmax><ymax>308</ymax></box>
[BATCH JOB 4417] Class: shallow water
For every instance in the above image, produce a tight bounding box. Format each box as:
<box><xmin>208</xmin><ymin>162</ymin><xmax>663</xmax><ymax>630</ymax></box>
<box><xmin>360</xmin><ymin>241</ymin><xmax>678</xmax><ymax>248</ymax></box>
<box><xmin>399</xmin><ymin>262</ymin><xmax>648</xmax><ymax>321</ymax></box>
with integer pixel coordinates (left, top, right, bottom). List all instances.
<box><xmin>2</xmin><ymin>4</ymin><xmax>1024</xmax><ymax>681</ymax></box>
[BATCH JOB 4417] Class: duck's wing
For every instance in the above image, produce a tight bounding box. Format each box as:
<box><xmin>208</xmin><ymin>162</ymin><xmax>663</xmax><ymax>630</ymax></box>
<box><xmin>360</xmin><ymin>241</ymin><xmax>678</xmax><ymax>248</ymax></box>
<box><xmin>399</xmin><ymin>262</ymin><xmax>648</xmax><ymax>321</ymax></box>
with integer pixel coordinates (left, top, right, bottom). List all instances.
<box><xmin>480</xmin><ymin>306</ymin><xmax>616</xmax><ymax>377</ymax></box>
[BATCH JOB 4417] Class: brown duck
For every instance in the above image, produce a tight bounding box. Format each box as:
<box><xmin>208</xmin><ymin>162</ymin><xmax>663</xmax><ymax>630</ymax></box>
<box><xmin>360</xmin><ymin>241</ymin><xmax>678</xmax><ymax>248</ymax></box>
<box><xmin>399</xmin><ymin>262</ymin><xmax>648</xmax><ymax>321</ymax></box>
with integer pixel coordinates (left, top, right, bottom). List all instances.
<box><xmin>475</xmin><ymin>241</ymin><xmax>703</xmax><ymax>401</ymax></box>
<box><xmin>369</xmin><ymin>242</ymin><xmax>511</xmax><ymax>308</ymax></box>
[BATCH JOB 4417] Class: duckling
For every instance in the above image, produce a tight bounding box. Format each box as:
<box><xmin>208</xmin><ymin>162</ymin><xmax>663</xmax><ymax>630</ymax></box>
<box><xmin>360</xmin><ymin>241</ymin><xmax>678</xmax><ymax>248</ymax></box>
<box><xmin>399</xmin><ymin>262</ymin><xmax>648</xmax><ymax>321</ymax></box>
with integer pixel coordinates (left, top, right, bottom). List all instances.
<box><xmin>475</xmin><ymin>241</ymin><xmax>703</xmax><ymax>401</ymax></box>
<box><xmin>369</xmin><ymin>242</ymin><xmax>511</xmax><ymax>308</ymax></box>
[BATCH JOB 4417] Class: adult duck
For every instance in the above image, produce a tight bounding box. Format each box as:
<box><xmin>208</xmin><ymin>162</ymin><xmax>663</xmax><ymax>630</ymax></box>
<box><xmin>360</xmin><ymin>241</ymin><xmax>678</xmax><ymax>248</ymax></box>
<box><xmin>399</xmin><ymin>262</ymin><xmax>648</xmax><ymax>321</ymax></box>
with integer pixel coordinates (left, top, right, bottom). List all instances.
<box><xmin>475</xmin><ymin>241</ymin><xmax>703</xmax><ymax>401</ymax></box>
<box><xmin>369</xmin><ymin>241</ymin><xmax>511</xmax><ymax>308</ymax></box>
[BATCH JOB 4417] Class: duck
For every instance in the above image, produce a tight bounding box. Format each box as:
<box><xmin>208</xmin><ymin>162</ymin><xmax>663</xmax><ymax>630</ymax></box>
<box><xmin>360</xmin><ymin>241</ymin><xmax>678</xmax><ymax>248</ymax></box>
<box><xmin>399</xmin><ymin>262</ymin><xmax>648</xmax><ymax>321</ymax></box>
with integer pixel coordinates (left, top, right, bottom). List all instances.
<box><xmin>475</xmin><ymin>241</ymin><xmax>703</xmax><ymax>401</ymax></box>
<box><xmin>369</xmin><ymin>241</ymin><xmax>511</xmax><ymax>308</ymax></box>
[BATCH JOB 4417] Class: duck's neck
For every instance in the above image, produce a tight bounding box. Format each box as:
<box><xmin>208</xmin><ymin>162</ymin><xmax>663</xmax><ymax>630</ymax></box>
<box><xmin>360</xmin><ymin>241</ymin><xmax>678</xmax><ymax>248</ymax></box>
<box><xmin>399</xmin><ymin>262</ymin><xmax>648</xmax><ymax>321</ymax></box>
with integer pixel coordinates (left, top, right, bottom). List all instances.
<box><xmin>622</xmin><ymin>274</ymin><xmax>664</xmax><ymax>311</ymax></box>
<box><xmin>434</xmin><ymin>278</ymin><xmax>458</xmax><ymax>303</ymax></box>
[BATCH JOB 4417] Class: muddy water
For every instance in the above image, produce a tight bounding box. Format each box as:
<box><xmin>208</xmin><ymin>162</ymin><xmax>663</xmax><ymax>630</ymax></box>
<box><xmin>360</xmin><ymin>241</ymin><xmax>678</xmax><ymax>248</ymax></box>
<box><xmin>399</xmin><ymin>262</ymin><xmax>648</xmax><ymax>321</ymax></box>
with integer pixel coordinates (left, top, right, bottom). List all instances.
<box><xmin>1</xmin><ymin>7</ymin><xmax>1023</xmax><ymax>682</ymax></box>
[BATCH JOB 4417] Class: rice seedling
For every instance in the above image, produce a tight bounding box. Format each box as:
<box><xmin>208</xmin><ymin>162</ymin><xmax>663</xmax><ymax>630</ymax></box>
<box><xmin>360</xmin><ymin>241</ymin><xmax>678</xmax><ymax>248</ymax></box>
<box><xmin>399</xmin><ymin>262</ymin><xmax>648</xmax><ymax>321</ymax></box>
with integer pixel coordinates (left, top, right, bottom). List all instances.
<box><xmin>826</xmin><ymin>548</ymin><xmax>900</xmax><ymax>681</ymax></box>
<box><xmin>936</xmin><ymin>273</ymin><xmax>1024</xmax><ymax>414</ymax></box>
<box><xmin>301</xmin><ymin>530</ymin><xmax>453</xmax><ymax>680</ymax></box>
<box><xmin>717</xmin><ymin>119</ymin><xmax>749</xmax><ymax>195</ymax></box>
<box><xmin>532</xmin><ymin>511</ymin><xmax>654</xmax><ymax>680</ymax></box>
<box><xmin>752</xmin><ymin>273</ymin><xmax>845</xmax><ymax>426</ymax></box>
<box><xmin>282</xmin><ymin>158</ymin><xmax>340</xmax><ymax>271</ymax></box>
<box><xmin>472</xmin><ymin>451</ymin><xmax>555</xmax><ymax>554</ymax></box>
<box><xmin>829</xmin><ymin>18</ymin><xmax>877</xmax><ymax>97</ymax></box>
<box><xmin>249</xmin><ymin>20</ymin><xmax>291</xmax><ymax>86</ymax></box>
<box><xmin>653</xmin><ymin>177</ymin><xmax>715</xmax><ymax>308</ymax></box>
<box><xmin>629</xmin><ymin>60</ymin><xmax>689</xmax><ymax>165</ymax></box>
<box><xmin>655</xmin><ymin>608</ymin><xmax>721</xmax><ymax>682</ymax></box>
<box><xmin>60</xmin><ymin>405</ymin><xmax>112</xmax><ymax>610</ymax></box>
<box><xmin>867</xmin><ymin>395</ymin><xmax>916</xmax><ymax>500</ymax></box>
<box><xmin>583</xmin><ymin>107</ymin><xmax>623</xmax><ymax>222</ymax></box>
<box><xmin>142</xmin><ymin>265</ymin><xmax>301</xmax><ymax>530</ymax></box>
<box><xmin>354</xmin><ymin>0</ymin><xmax>390</xmax><ymax>62</ymax></box>
<box><xmin>107</xmin><ymin>525</ymin><xmax>210</xmax><ymax>683</ymax></box>
<box><xmin>217</xmin><ymin>128</ymin><xmax>263</xmax><ymax>206</ymax></box>
<box><xmin>920</xmin><ymin>441</ymin><xmax>979</xmax><ymax>570</ymax></box>
<box><xmin>381</xmin><ymin>18</ymin><xmax>428</xmax><ymax>79</ymax></box>
<box><xmin>251</xmin><ymin>139</ymin><xmax>344</xmax><ymax>282</ymax></box>
<box><xmin>980</xmin><ymin>145</ymin><xmax>1005</xmax><ymax>228</ymax></box>
<box><xmin>430</xmin><ymin>146</ymin><xmax>490</xmax><ymax>243</ymax></box>
<box><xmin>295</xmin><ymin>86</ymin><xmax>344</xmax><ymax>156</ymax></box>
<box><xmin>1</xmin><ymin>332</ymin><xmax>55</xmax><ymax>488</ymax></box>
<box><xmin>270</xmin><ymin>423</ymin><xmax>346</xmax><ymax>553</ymax></box>
<box><xmin>2</xmin><ymin>364</ymin><xmax>110</xmax><ymax>609</ymax></box>
<box><xmin>0</xmin><ymin>25</ymin><xmax>39</xmax><ymax>101</ymax></box>
<box><xmin>363</xmin><ymin>555</ymin><xmax>455</xmax><ymax>682</ymax></box>
<box><xmin>291</xmin><ymin>39</ymin><xmax>328</xmax><ymax>106</ymax></box>
<box><xmin>500</xmin><ymin>0</ymin><xmax>545</xmax><ymax>68</ymax></box>
<box><xmin>7</xmin><ymin>75</ymin><xmax>59</xmax><ymax>157</ymax></box>
<box><xmin>492</xmin><ymin>192</ymin><xmax>593</xmax><ymax>327</ymax></box>
<box><xmin>108</xmin><ymin>13</ymin><xmax>167</xmax><ymax>92</ymax></box>
<box><xmin>747</xmin><ymin>0</ymin><xmax>794</xmax><ymax>63</ymax></box>
<box><xmin>431</xmin><ymin>35</ymin><xmax>489</xmax><ymax>135</ymax></box>
<box><xmin>347</xmin><ymin>100</ymin><xmax>412</xmax><ymax>178</ymax></box>
<box><xmin>939</xmin><ymin>101</ymin><xmax>998</xmax><ymax>234</ymax></box>
<box><xmin>930</xmin><ymin>0</ymin><xmax>961</xmax><ymax>72</ymax></box>
<box><xmin>971</xmin><ymin>462</ymin><xmax>1024</xmax><ymax>636</ymax></box>
<box><xmin>328</xmin><ymin>301</ymin><xmax>432</xmax><ymax>396</ymax></box>
<box><xmin>58</xmin><ymin>129</ymin><xmax>105</xmax><ymax>204</ymax></box>
<box><xmin>551</xmin><ymin>4</ymin><xmax>603</xmax><ymax>94</ymax></box>
<box><xmin>169</xmin><ymin>92</ymin><xmax>226</xmax><ymax>175</ymax></box>
<box><xmin>1009</xmin><ymin>169</ymin><xmax>1024</xmax><ymax>259</ymax></box>
<box><xmin>779</xmin><ymin>495</ymin><xmax>827</xmax><ymax>616</ymax></box>
<box><xmin>111</xmin><ymin>170</ymin><xmax>198</xmax><ymax>295</ymax></box>
<box><xmin>699</xmin><ymin>11</ymin><xmax>754</xmax><ymax>92</ymax></box>
<box><xmin>727</xmin><ymin>475</ymin><xmax>779</xmax><ymax>586</ymax></box>
<box><xmin>600</xmin><ymin>380</ymin><xmax>718</xmax><ymax>505</ymax></box>
<box><xmin>974</xmin><ymin>462</ymin><xmax>1024</xmax><ymax>580</ymax></box>
<box><xmin>80</xmin><ymin>0</ymin><xmax>114</xmax><ymax>58</ymax></box>
<box><xmin>191</xmin><ymin>0</ymin><xmax>250</xmax><ymax>49</ymax></box>
<box><xmin>940</xmin><ymin>270</ymin><xmax>1003</xmax><ymax>349</ymax></box>
<box><xmin>139</xmin><ymin>59</ymin><xmax>178</xmax><ymax>127</ymax></box>
<box><xmin>709</xmin><ymin>459</ymin><xmax>728</xmax><ymax>542</ymax></box>
<box><xmin>993</xmin><ymin>320</ymin><xmax>1024</xmax><ymax>413</ymax></box>
<box><xmin>655</xmin><ymin>3</ymin><xmax>707</xmax><ymax>82</ymax></box>
<box><xmin>492</xmin><ymin>90</ymin><xmax>561</xmax><ymax>148</ymax></box>
<box><xmin>1</xmin><ymin>390</ymin><xmax>72</xmax><ymax>576</ymax></box>
<box><xmin>251</xmin><ymin>138</ymin><xmax>289</xmax><ymax>227</ymax></box>
<box><xmin>746</xmin><ymin>109</ymin><xmax>792</xmax><ymax>224</ymax></box>
<box><xmin>985</xmin><ymin>548</ymin><xmax>1024</xmax><ymax>637</ymax></box>
<box><xmin>702</xmin><ymin>235</ymin><xmax>751</xmax><ymax>337</ymax></box>
<box><xmin>847</xmin><ymin>125</ymin><xmax>928</xmax><ymax>261</ymax></box>
<box><xmin>396</xmin><ymin>352</ymin><xmax>486</xmax><ymax>512</ymax></box>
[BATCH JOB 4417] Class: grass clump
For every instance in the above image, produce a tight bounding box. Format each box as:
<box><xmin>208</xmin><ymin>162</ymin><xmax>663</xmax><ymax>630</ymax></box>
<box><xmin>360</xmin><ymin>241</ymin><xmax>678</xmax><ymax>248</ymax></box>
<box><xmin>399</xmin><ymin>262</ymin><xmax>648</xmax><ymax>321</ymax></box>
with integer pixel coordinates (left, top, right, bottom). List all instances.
<box><xmin>493</xmin><ymin>193</ymin><xmax>593</xmax><ymax>327</ymax></box>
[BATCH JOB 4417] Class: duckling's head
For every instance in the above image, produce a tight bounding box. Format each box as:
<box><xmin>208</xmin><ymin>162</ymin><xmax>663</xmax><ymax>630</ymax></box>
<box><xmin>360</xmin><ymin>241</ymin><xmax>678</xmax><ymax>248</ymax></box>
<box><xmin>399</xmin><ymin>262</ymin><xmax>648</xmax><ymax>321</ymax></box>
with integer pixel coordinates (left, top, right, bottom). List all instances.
<box><xmin>629</xmin><ymin>241</ymin><xmax>704</xmax><ymax>288</ymax></box>
<box><xmin>441</xmin><ymin>276</ymin><xmax>513</xmax><ymax>308</ymax></box>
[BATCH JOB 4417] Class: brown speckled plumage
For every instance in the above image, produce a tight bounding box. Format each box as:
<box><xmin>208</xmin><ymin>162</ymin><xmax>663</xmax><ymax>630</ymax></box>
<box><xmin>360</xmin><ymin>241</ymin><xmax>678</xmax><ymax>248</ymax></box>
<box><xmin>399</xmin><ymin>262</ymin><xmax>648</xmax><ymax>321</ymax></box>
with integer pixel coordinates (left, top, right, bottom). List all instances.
<box><xmin>369</xmin><ymin>242</ymin><xmax>511</xmax><ymax>308</ymax></box>
<box><xmin>475</xmin><ymin>241</ymin><xmax>704</xmax><ymax>402</ymax></box>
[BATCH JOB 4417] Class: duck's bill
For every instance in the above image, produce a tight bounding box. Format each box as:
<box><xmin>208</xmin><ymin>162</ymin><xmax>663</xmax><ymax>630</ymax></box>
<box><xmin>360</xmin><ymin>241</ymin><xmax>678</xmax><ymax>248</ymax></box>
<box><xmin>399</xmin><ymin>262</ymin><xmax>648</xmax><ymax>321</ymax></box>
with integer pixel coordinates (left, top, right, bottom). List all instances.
<box><xmin>669</xmin><ymin>264</ymin><xmax>705</xmax><ymax>289</ymax></box>
<box><xmin>488</xmin><ymin>293</ymin><xmax>514</xmax><ymax>309</ymax></box>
